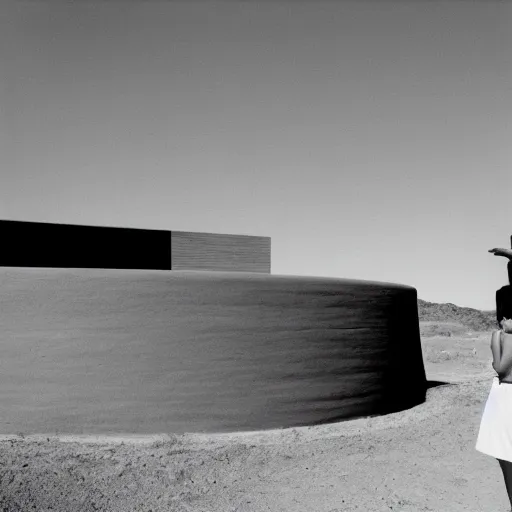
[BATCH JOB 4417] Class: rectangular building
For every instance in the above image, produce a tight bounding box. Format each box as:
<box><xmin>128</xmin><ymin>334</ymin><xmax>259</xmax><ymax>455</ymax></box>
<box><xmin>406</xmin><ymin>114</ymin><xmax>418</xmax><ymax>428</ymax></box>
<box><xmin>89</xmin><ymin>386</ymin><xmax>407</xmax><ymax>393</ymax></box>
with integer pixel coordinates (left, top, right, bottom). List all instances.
<box><xmin>0</xmin><ymin>220</ymin><xmax>270</xmax><ymax>273</ymax></box>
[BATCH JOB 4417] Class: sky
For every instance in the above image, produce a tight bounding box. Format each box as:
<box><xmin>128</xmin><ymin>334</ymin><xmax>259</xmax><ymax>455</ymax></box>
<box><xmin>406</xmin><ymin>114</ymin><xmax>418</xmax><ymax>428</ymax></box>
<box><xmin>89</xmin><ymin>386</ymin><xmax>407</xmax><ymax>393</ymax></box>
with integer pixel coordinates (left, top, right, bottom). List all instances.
<box><xmin>1</xmin><ymin>0</ymin><xmax>511</xmax><ymax>310</ymax></box>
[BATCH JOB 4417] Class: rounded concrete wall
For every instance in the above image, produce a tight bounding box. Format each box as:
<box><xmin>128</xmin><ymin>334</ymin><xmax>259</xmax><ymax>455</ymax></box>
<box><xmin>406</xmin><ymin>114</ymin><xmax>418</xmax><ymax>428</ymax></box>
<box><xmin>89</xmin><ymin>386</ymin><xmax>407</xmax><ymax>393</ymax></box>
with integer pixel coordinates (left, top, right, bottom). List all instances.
<box><xmin>0</xmin><ymin>268</ymin><xmax>426</xmax><ymax>434</ymax></box>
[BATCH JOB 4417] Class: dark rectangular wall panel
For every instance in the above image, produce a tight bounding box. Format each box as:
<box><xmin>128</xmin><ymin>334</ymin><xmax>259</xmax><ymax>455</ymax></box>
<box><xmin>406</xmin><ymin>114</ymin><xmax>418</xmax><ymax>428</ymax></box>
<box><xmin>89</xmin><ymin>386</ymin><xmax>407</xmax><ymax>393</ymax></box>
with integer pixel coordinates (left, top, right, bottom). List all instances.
<box><xmin>171</xmin><ymin>230</ymin><xmax>271</xmax><ymax>273</ymax></box>
<box><xmin>0</xmin><ymin>220</ymin><xmax>172</xmax><ymax>270</ymax></box>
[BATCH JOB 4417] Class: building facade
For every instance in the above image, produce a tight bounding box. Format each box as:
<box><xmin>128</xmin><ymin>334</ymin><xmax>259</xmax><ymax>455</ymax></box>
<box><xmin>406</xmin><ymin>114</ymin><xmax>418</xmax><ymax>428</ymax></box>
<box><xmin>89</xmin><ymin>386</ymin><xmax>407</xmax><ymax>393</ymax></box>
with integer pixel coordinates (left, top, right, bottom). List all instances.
<box><xmin>0</xmin><ymin>220</ymin><xmax>271</xmax><ymax>273</ymax></box>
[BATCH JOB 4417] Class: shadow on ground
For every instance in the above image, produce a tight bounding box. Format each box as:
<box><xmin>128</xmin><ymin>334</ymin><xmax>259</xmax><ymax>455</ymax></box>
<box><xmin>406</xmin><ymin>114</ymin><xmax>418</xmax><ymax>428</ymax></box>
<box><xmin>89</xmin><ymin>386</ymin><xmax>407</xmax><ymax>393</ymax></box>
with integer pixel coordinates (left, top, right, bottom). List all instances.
<box><xmin>426</xmin><ymin>379</ymin><xmax>451</xmax><ymax>389</ymax></box>
<box><xmin>306</xmin><ymin>380</ymin><xmax>452</xmax><ymax>427</ymax></box>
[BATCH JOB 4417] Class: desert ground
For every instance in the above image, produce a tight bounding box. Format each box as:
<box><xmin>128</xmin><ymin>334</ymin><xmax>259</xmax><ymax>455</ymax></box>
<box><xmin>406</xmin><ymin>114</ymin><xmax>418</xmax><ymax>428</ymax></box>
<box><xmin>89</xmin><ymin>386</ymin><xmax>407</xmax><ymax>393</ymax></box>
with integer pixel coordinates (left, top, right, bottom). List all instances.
<box><xmin>0</xmin><ymin>323</ymin><xmax>509</xmax><ymax>512</ymax></box>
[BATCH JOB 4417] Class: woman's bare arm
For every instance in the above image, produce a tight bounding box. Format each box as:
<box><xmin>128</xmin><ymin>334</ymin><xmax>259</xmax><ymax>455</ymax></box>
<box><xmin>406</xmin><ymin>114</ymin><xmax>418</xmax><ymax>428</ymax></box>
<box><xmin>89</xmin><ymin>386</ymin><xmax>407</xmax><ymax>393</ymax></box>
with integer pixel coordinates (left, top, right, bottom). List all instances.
<box><xmin>491</xmin><ymin>330</ymin><xmax>502</xmax><ymax>373</ymax></box>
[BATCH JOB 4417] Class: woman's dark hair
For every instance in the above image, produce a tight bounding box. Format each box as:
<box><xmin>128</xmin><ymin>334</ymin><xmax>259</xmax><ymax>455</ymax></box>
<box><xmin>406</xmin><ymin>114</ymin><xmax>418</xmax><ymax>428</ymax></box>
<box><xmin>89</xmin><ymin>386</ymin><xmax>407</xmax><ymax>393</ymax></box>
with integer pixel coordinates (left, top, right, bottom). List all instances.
<box><xmin>497</xmin><ymin>285</ymin><xmax>512</xmax><ymax>326</ymax></box>
<box><xmin>495</xmin><ymin>262</ymin><xmax>512</xmax><ymax>326</ymax></box>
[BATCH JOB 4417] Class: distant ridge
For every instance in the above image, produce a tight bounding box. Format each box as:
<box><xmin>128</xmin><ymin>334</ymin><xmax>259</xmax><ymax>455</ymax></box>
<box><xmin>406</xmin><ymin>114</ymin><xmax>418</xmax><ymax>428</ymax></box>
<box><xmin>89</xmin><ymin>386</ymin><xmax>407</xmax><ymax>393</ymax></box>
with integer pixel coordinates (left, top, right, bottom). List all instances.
<box><xmin>417</xmin><ymin>299</ymin><xmax>497</xmax><ymax>332</ymax></box>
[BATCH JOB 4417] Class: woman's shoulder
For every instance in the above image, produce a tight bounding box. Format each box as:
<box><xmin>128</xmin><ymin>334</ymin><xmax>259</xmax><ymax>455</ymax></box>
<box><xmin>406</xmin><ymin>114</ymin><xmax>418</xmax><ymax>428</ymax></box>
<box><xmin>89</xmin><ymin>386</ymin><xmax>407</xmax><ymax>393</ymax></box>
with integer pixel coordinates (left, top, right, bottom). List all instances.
<box><xmin>490</xmin><ymin>329</ymin><xmax>512</xmax><ymax>338</ymax></box>
<box><xmin>498</xmin><ymin>330</ymin><xmax>512</xmax><ymax>345</ymax></box>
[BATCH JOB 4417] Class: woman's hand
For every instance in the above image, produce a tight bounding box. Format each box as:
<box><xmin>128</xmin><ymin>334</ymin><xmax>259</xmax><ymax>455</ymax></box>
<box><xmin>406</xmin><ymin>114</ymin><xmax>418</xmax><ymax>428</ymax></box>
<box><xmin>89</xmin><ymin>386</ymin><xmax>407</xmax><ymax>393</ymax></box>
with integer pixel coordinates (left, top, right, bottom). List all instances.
<box><xmin>489</xmin><ymin>248</ymin><xmax>512</xmax><ymax>259</ymax></box>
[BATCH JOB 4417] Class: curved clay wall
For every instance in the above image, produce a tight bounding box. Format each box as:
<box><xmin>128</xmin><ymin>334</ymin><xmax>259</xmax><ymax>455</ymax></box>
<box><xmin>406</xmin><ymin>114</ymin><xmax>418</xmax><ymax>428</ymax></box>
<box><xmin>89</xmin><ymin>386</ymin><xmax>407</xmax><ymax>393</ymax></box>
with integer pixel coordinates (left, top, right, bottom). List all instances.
<box><xmin>0</xmin><ymin>268</ymin><xmax>426</xmax><ymax>434</ymax></box>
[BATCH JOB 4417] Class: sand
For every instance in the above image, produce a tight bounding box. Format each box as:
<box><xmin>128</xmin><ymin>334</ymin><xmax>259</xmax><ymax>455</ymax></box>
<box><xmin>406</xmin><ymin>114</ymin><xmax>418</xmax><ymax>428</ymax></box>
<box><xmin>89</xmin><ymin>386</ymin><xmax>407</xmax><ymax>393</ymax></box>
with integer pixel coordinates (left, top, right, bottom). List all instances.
<box><xmin>0</xmin><ymin>330</ymin><xmax>509</xmax><ymax>511</ymax></box>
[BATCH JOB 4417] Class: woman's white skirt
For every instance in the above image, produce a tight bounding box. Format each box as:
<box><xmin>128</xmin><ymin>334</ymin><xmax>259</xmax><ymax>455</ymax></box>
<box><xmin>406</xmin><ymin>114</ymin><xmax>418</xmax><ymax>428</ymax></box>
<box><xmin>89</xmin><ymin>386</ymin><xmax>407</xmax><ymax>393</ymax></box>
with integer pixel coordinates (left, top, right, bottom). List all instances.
<box><xmin>476</xmin><ymin>376</ymin><xmax>512</xmax><ymax>463</ymax></box>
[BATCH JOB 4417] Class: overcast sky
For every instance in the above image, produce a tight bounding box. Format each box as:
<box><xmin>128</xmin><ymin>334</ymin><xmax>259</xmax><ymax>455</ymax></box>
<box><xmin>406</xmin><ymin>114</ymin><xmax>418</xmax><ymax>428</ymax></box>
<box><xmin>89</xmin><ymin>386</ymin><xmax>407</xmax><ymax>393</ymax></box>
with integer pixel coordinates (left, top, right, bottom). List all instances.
<box><xmin>1</xmin><ymin>0</ymin><xmax>511</xmax><ymax>310</ymax></box>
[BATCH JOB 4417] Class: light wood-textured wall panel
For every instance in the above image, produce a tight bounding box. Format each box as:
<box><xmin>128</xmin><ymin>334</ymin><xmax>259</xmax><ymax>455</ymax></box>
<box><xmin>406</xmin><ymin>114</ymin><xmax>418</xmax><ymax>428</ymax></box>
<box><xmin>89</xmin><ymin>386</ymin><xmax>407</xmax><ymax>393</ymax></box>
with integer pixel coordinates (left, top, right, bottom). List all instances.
<box><xmin>171</xmin><ymin>231</ymin><xmax>271</xmax><ymax>273</ymax></box>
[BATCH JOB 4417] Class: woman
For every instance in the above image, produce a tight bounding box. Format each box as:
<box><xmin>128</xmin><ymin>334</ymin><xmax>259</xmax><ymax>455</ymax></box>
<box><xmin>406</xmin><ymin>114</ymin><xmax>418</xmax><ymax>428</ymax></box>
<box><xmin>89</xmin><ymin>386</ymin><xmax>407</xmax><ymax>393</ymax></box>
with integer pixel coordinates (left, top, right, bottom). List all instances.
<box><xmin>475</xmin><ymin>248</ymin><xmax>512</xmax><ymax>508</ymax></box>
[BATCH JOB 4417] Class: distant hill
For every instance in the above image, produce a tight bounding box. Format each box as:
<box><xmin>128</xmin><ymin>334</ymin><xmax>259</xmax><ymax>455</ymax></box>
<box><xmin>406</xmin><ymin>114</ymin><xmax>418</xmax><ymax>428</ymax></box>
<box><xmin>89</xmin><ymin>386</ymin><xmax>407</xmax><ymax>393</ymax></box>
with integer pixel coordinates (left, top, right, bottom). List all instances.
<box><xmin>417</xmin><ymin>299</ymin><xmax>497</xmax><ymax>333</ymax></box>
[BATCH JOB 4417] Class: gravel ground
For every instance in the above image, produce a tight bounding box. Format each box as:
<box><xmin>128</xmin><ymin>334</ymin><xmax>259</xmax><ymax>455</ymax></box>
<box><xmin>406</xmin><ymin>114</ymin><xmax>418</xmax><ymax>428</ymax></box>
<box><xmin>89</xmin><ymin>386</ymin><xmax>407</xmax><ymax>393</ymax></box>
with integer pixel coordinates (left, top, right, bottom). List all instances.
<box><xmin>0</xmin><ymin>332</ymin><xmax>508</xmax><ymax>512</ymax></box>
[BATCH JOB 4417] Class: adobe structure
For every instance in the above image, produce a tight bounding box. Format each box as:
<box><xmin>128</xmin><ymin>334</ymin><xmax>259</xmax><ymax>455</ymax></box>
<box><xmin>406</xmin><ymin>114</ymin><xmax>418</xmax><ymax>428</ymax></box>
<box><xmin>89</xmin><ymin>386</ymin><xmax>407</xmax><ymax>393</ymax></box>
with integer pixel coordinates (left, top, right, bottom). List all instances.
<box><xmin>0</xmin><ymin>219</ymin><xmax>427</xmax><ymax>434</ymax></box>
